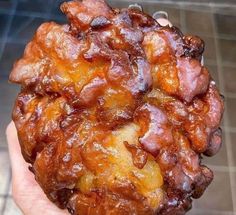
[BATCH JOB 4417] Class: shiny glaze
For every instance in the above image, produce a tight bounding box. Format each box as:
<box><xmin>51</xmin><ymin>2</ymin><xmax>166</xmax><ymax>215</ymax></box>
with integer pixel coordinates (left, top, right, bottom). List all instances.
<box><xmin>10</xmin><ymin>0</ymin><xmax>224</xmax><ymax>214</ymax></box>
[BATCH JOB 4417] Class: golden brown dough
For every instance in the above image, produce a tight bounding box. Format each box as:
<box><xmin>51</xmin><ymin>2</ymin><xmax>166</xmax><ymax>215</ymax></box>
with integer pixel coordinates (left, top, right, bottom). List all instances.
<box><xmin>10</xmin><ymin>0</ymin><xmax>224</xmax><ymax>214</ymax></box>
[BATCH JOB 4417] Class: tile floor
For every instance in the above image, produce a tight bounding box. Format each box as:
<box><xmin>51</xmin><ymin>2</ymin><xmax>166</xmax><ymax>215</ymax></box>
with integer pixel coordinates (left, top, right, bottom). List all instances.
<box><xmin>0</xmin><ymin>0</ymin><xmax>236</xmax><ymax>214</ymax></box>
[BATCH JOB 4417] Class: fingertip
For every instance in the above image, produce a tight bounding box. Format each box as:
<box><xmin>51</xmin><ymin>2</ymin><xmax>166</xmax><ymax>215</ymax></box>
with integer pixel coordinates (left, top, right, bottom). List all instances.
<box><xmin>6</xmin><ymin>121</ymin><xmax>26</xmax><ymax>175</ymax></box>
<box><xmin>152</xmin><ymin>11</ymin><xmax>172</xmax><ymax>27</ymax></box>
<box><xmin>156</xmin><ymin>18</ymin><xmax>172</xmax><ymax>27</ymax></box>
<box><xmin>6</xmin><ymin>121</ymin><xmax>19</xmax><ymax>150</ymax></box>
<box><xmin>6</xmin><ymin>121</ymin><xmax>16</xmax><ymax>137</ymax></box>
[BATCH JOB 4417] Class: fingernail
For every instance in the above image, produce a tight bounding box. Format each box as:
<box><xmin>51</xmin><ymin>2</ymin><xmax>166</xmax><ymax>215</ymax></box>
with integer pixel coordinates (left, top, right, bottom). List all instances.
<box><xmin>152</xmin><ymin>11</ymin><xmax>169</xmax><ymax>20</ymax></box>
<box><xmin>128</xmin><ymin>4</ymin><xmax>143</xmax><ymax>11</ymax></box>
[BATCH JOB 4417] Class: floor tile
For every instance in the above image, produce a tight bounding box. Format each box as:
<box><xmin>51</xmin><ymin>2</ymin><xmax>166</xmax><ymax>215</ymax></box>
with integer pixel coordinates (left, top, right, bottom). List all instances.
<box><xmin>222</xmin><ymin>66</ymin><xmax>236</xmax><ymax>94</ymax></box>
<box><xmin>194</xmin><ymin>171</ymin><xmax>233</xmax><ymax>212</ymax></box>
<box><xmin>0</xmin><ymin>0</ymin><xmax>15</xmax><ymax>10</ymax></box>
<box><xmin>0</xmin><ymin>151</ymin><xmax>10</xmax><ymax>195</ymax></box>
<box><xmin>184</xmin><ymin>10</ymin><xmax>214</xmax><ymax>36</ymax></box>
<box><xmin>205</xmin><ymin>64</ymin><xmax>220</xmax><ymax>87</ymax></box>
<box><xmin>16</xmin><ymin>0</ymin><xmax>53</xmax><ymax>13</ymax></box>
<box><xmin>218</xmin><ymin>38</ymin><xmax>236</xmax><ymax>64</ymax></box>
<box><xmin>215</xmin><ymin>14</ymin><xmax>236</xmax><ymax>38</ymax></box>
<box><xmin>49</xmin><ymin>15</ymin><xmax>67</xmax><ymax>24</ymax></box>
<box><xmin>188</xmin><ymin>210</ymin><xmax>234</xmax><ymax>215</ymax></box>
<box><xmin>232</xmin><ymin>172</ymin><xmax>236</xmax><ymax>211</ymax></box>
<box><xmin>225</xmin><ymin>97</ymin><xmax>236</xmax><ymax>128</ymax></box>
<box><xmin>49</xmin><ymin>0</ymin><xmax>66</xmax><ymax>17</ymax></box>
<box><xmin>228</xmin><ymin>132</ymin><xmax>236</xmax><ymax>167</ymax></box>
<box><xmin>8</xmin><ymin>15</ymin><xmax>45</xmax><ymax>43</ymax></box>
<box><xmin>0</xmin><ymin>42</ymin><xmax>25</xmax><ymax>77</ymax></box>
<box><xmin>0</xmin><ymin>79</ymin><xmax>20</xmax><ymax>148</ymax></box>
<box><xmin>214</xmin><ymin>6</ymin><xmax>236</xmax><ymax>17</ymax></box>
<box><xmin>204</xmin><ymin>132</ymin><xmax>228</xmax><ymax>166</ymax></box>
<box><xmin>201</xmin><ymin>36</ymin><xmax>217</xmax><ymax>62</ymax></box>
<box><xmin>0</xmin><ymin>197</ymin><xmax>4</xmax><ymax>214</ymax></box>
<box><xmin>3</xmin><ymin>197</ymin><xmax>22</xmax><ymax>215</ymax></box>
<box><xmin>0</xmin><ymin>13</ymin><xmax>11</xmax><ymax>39</ymax></box>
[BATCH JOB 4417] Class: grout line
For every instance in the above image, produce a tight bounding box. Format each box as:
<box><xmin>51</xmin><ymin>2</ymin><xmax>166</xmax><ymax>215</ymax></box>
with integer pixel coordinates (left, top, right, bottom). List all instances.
<box><xmin>0</xmin><ymin>168</ymin><xmax>11</xmax><ymax>215</ymax></box>
<box><xmin>211</xmin><ymin>6</ymin><xmax>236</xmax><ymax>213</ymax></box>
<box><xmin>181</xmin><ymin>4</ymin><xmax>236</xmax><ymax>17</ymax></box>
<box><xmin>212</xmin><ymin>4</ymin><xmax>236</xmax><ymax>16</ymax></box>
<box><xmin>207</xmin><ymin>165</ymin><xmax>236</xmax><ymax>173</ymax></box>
<box><xmin>47</xmin><ymin>0</ymin><xmax>58</xmax><ymax>19</ymax></box>
<box><xmin>1</xmin><ymin>3</ymin><xmax>236</xmax><ymax>22</ymax></box>
<box><xmin>0</xmin><ymin>8</ymin><xmax>49</xmax><ymax>18</ymax></box>
<box><xmin>110</xmin><ymin>0</ymin><xmax>236</xmax><ymax>8</ymax></box>
<box><xmin>1</xmin><ymin>7</ymin><xmax>236</xmax><ymax>40</ymax></box>
<box><xmin>9</xmin><ymin>16</ymin><xmax>35</xmax><ymax>41</ymax></box>
<box><xmin>0</xmin><ymin>76</ymin><xmax>13</xmax><ymax>80</ymax></box>
<box><xmin>217</xmin><ymin>34</ymin><xmax>236</xmax><ymax>41</ymax></box>
<box><xmin>222</xmin><ymin>62</ymin><xmax>236</xmax><ymax>68</ymax></box>
<box><xmin>0</xmin><ymin>1</ymin><xmax>17</xmax><ymax>60</ymax></box>
<box><xmin>1</xmin><ymin>168</ymin><xmax>12</xmax><ymax>215</ymax></box>
<box><xmin>0</xmin><ymin>147</ymin><xmax>7</xmax><ymax>152</ymax></box>
<box><xmin>0</xmin><ymin>8</ymin><xmax>61</xmax><ymax>21</ymax></box>
<box><xmin>222</xmin><ymin>126</ymin><xmax>236</xmax><ymax>133</ymax></box>
<box><xmin>179</xmin><ymin>3</ymin><xmax>187</xmax><ymax>33</ymax></box>
<box><xmin>192</xmin><ymin>208</ymin><xmax>235</xmax><ymax>215</ymax></box>
<box><xmin>0</xmin><ymin>37</ymin><xmax>31</xmax><ymax>45</ymax></box>
<box><xmin>205</xmin><ymin>59</ymin><xmax>218</xmax><ymax>66</ymax></box>
<box><xmin>225</xmin><ymin>93</ymin><xmax>236</xmax><ymax>99</ymax></box>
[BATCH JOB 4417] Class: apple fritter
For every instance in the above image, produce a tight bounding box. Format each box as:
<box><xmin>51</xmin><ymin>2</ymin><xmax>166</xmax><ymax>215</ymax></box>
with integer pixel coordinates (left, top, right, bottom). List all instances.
<box><xmin>10</xmin><ymin>0</ymin><xmax>224</xmax><ymax>214</ymax></box>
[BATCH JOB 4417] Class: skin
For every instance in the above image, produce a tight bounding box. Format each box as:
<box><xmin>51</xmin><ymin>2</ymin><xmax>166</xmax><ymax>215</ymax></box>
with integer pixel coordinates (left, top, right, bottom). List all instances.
<box><xmin>6</xmin><ymin>121</ymin><xmax>69</xmax><ymax>215</ymax></box>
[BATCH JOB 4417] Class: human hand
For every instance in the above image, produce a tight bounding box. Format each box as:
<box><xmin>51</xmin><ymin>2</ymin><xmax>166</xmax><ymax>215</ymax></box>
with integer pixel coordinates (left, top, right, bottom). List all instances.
<box><xmin>6</xmin><ymin>121</ymin><xmax>69</xmax><ymax>215</ymax></box>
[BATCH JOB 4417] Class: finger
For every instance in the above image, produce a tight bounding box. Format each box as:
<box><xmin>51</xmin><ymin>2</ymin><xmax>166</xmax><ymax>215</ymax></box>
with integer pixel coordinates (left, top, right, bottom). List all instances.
<box><xmin>152</xmin><ymin>11</ymin><xmax>172</xmax><ymax>27</ymax></box>
<box><xmin>6</xmin><ymin>122</ymin><xmax>30</xmax><ymax>177</ymax></box>
<box><xmin>156</xmin><ymin>18</ymin><xmax>173</xmax><ymax>27</ymax></box>
<box><xmin>127</xmin><ymin>5</ymin><xmax>172</xmax><ymax>27</ymax></box>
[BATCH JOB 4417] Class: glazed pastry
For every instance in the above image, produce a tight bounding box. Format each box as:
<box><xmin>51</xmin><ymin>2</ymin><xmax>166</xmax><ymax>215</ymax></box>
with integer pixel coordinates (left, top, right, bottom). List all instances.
<box><xmin>10</xmin><ymin>1</ymin><xmax>224</xmax><ymax>214</ymax></box>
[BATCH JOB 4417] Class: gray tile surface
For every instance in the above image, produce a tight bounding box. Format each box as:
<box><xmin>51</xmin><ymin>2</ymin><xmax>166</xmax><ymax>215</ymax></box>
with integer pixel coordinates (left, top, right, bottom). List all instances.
<box><xmin>0</xmin><ymin>42</ymin><xmax>25</xmax><ymax>77</ymax></box>
<box><xmin>184</xmin><ymin>10</ymin><xmax>214</xmax><ymax>36</ymax></box>
<box><xmin>229</xmin><ymin>132</ymin><xmax>236</xmax><ymax>167</ymax></box>
<box><xmin>225</xmin><ymin>98</ymin><xmax>236</xmax><ymax>127</ymax></box>
<box><xmin>215</xmin><ymin>14</ymin><xmax>236</xmax><ymax>38</ymax></box>
<box><xmin>223</xmin><ymin>66</ymin><xmax>236</xmax><ymax>94</ymax></box>
<box><xmin>0</xmin><ymin>14</ymin><xmax>11</xmax><ymax>39</ymax></box>
<box><xmin>16</xmin><ymin>0</ymin><xmax>53</xmax><ymax>13</ymax></box>
<box><xmin>205</xmin><ymin>64</ymin><xmax>220</xmax><ymax>86</ymax></box>
<box><xmin>4</xmin><ymin>197</ymin><xmax>22</xmax><ymax>215</ymax></box>
<box><xmin>201</xmin><ymin>36</ymin><xmax>217</xmax><ymax>61</ymax></box>
<box><xmin>204</xmin><ymin>132</ymin><xmax>229</xmax><ymax>166</ymax></box>
<box><xmin>0</xmin><ymin>0</ymin><xmax>15</xmax><ymax>10</ymax></box>
<box><xmin>0</xmin><ymin>197</ymin><xmax>4</xmax><ymax>215</ymax></box>
<box><xmin>218</xmin><ymin>38</ymin><xmax>236</xmax><ymax>64</ymax></box>
<box><xmin>8</xmin><ymin>15</ymin><xmax>45</xmax><ymax>43</ymax></box>
<box><xmin>194</xmin><ymin>171</ymin><xmax>233</xmax><ymax>212</ymax></box>
<box><xmin>0</xmin><ymin>151</ymin><xmax>10</xmax><ymax>195</ymax></box>
<box><xmin>232</xmin><ymin>172</ymin><xmax>236</xmax><ymax>212</ymax></box>
<box><xmin>0</xmin><ymin>79</ymin><xmax>19</xmax><ymax>148</ymax></box>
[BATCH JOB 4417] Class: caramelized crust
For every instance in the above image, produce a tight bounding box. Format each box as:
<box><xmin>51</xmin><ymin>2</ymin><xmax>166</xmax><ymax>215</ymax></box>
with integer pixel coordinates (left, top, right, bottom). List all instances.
<box><xmin>10</xmin><ymin>0</ymin><xmax>224</xmax><ymax>214</ymax></box>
